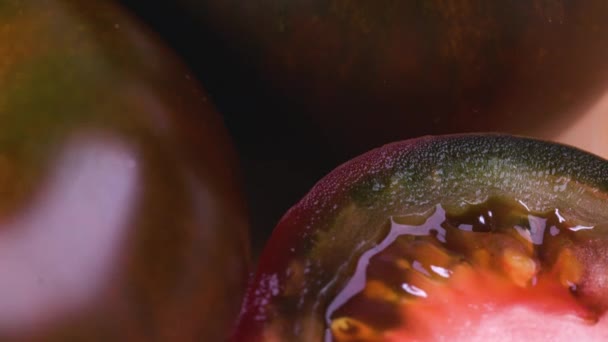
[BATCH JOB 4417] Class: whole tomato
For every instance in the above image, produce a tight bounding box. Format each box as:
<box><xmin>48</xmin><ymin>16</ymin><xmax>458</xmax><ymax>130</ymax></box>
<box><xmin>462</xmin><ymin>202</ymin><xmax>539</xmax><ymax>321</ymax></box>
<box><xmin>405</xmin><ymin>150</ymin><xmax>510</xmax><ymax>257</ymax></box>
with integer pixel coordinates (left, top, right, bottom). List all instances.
<box><xmin>176</xmin><ymin>0</ymin><xmax>608</xmax><ymax>159</ymax></box>
<box><xmin>0</xmin><ymin>0</ymin><xmax>248</xmax><ymax>340</ymax></box>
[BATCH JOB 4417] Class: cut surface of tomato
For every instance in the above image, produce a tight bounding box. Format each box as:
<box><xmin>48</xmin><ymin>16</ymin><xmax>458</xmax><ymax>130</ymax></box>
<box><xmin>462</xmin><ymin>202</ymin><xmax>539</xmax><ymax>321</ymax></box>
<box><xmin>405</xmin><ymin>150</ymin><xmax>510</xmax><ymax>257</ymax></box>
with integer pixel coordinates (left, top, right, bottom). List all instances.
<box><xmin>233</xmin><ymin>135</ymin><xmax>608</xmax><ymax>341</ymax></box>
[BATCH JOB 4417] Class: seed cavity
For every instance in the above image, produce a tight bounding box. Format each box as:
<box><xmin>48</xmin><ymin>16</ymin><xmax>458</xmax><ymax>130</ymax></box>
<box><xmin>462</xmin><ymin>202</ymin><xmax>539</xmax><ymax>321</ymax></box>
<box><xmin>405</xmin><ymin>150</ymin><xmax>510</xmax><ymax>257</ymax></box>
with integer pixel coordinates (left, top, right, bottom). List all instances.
<box><xmin>324</xmin><ymin>197</ymin><xmax>608</xmax><ymax>340</ymax></box>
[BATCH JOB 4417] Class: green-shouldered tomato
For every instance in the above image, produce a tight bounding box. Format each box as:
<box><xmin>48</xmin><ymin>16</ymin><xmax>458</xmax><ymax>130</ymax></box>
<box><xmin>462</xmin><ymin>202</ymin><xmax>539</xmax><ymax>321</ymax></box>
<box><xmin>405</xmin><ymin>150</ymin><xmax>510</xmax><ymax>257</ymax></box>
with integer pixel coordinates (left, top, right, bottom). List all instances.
<box><xmin>0</xmin><ymin>1</ymin><xmax>248</xmax><ymax>340</ymax></box>
<box><xmin>235</xmin><ymin>135</ymin><xmax>608</xmax><ymax>341</ymax></box>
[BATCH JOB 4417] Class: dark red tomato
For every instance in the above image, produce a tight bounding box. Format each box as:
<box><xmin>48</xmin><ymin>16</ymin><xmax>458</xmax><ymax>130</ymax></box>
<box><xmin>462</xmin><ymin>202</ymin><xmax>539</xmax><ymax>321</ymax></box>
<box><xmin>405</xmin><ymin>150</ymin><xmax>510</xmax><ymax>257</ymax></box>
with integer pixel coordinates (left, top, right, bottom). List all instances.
<box><xmin>0</xmin><ymin>0</ymin><xmax>248</xmax><ymax>340</ymax></box>
<box><xmin>178</xmin><ymin>0</ymin><xmax>608</xmax><ymax>159</ymax></box>
<box><xmin>234</xmin><ymin>135</ymin><xmax>608</xmax><ymax>341</ymax></box>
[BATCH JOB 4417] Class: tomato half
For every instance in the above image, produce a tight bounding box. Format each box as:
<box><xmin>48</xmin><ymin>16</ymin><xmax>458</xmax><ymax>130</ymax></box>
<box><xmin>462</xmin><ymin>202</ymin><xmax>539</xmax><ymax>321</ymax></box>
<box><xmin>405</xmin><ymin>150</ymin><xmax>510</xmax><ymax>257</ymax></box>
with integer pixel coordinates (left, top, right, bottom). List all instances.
<box><xmin>234</xmin><ymin>135</ymin><xmax>608</xmax><ymax>341</ymax></box>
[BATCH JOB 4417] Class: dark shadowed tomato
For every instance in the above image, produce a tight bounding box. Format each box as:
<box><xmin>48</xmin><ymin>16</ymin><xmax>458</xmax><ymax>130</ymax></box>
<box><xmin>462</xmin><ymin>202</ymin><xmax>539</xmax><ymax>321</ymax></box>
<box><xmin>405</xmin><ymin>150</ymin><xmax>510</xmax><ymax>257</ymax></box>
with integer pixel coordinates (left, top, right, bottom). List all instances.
<box><xmin>0</xmin><ymin>0</ymin><xmax>248</xmax><ymax>340</ymax></box>
<box><xmin>235</xmin><ymin>135</ymin><xmax>608</xmax><ymax>341</ymax></box>
<box><xmin>176</xmin><ymin>0</ymin><xmax>608</xmax><ymax>159</ymax></box>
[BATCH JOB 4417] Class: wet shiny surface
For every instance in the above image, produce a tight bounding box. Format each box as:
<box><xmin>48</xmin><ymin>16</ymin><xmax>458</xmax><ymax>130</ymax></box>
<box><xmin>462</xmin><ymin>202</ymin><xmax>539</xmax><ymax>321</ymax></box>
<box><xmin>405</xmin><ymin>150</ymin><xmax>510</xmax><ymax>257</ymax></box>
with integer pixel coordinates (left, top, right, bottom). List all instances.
<box><xmin>328</xmin><ymin>198</ymin><xmax>608</xmax><ymax>341</ymax></box>
<box><xmin>233</xmin><ymin>135</ymin><xmax>608</xmax><ymax>341</ymax></box>
<box><xmin>1</xmin><ymin>0</ymin><xmax>248</xmax><ymax>340</ymax></box>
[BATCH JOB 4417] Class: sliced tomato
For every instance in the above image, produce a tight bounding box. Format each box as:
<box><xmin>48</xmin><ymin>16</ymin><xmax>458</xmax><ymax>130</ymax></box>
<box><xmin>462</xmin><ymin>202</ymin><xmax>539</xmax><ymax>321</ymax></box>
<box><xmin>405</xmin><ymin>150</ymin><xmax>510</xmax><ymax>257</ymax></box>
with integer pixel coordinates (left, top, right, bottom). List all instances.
<box><xmin>234</xmin><ymin>135</ymin><xmax>608</xmax><ymax>341</ymax></box>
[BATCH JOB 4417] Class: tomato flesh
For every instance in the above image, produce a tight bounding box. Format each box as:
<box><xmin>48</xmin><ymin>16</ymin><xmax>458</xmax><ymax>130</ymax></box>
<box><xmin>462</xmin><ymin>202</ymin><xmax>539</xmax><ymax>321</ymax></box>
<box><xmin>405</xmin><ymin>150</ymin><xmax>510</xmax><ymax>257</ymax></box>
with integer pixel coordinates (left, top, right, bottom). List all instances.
<box><xmin>329</xmin><ymin>198</ymin><xmax>608</xmax><ymax>341</ymax></box>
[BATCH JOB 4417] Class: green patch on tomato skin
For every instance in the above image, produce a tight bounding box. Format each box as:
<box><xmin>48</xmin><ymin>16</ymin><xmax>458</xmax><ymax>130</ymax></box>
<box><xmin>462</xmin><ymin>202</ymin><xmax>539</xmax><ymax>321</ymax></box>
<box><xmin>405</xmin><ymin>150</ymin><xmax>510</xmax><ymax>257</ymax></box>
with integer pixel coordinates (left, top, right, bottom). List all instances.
<box><xmin>320</xmin><ymin>135</ymin><xmax>608</xmax><ymax>265</ymax></box>
<box><xmin>345</xmin><ymin>135</ymin><xmax>608</xmax><ymax>216</ymax></box>
<box><xmin>4</xmin><ymin>54</ymin><xmax>104</xmax><ymax>137</ymax></box>
<box><xmin>0</xmin><ymin>2</ymin><xmax>19</xmax><ymax>18</ymax></box>
<box><xmin>0</xmin><ymin>47</ymin><xmax>127</xmax><ymax>216</ymax></box>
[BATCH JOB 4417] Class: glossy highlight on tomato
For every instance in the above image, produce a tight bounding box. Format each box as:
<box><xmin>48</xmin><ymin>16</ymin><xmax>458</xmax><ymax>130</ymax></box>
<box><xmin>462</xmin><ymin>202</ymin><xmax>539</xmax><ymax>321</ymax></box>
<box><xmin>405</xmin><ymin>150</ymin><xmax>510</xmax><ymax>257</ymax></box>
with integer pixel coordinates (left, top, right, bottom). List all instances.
<box><xmin>233</xmin><ymin>135</ymin><xmax>608</xmax><ymax>341</ymax></box>
<box><xmin>0</xmin><ymin>0</ymin><xmax>248</xmax><ymax>340</ymax></box>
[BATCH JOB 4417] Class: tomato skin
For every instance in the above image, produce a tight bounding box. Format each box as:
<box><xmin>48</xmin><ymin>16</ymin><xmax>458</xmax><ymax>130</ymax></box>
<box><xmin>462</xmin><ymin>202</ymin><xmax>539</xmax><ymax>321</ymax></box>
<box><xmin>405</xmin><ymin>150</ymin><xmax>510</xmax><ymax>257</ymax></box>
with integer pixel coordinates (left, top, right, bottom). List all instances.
<box><xmin>1</xmin><ymin>1</ymin><xmax>248</xmax><ymax>340</ymax></box>
<box><xmin>177</xmin><ymin>0</ymin><xmax>608</xmax><ymax>158</ymax></box>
